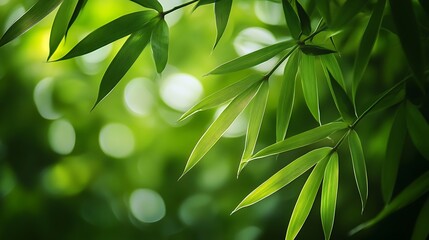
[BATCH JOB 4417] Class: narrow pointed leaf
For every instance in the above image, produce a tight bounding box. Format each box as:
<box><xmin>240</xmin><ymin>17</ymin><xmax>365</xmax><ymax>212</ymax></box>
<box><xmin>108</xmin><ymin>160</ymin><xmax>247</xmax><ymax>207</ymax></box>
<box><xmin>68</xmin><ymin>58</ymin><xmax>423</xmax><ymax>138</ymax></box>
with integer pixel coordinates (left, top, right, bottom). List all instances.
<box><xmin>0</xmin><ymin>0</ymin><xmax>62</xmax><ymax>47</ymax></box>
<box><xmin>331</xmin><ymin>0</ymin><xmax>369</xmax><ymax>30</ymax></box>
<box><xmin>59</xmin><ymin>11</ymin><xmax>158</xmax><ymax>60</ymax></box>
<box><xmin>352</xmin><ymin>0</ymin><xmax>386</xmax><ymax>100</ymax></box>
<box><xmin>208</xmin><ymin>40</ymin><xmax>294</xmax><ymax>74</ymax></box>
<box><xmin>286</xmin><ymin>156</ymin><xmax>329</xmax><ymax>240</ymax></box>
<box><xmin>321</xmin><ymin>152</ymin><xmax>339</xmax><ymax>240</ymax></box>
<box><xmin>252</xmin><ymin>122</ymin><xmax>348</xmax><ymax>161</ymax></box>
<box><xmin>295</xmin><ymin>0</ymin><xmax>311</xmax><ymax>35</ymax></box>
<box><xmin>406</xmin><ymin>101</ymin><xmax>429</xmax><ymax>161</ymax></box>
<box><xmin>277</xmin><ymin>52</ymin><xmax>299</xmax><ymax>142</ymax></box>
<box><xmin>348</xmin><ymin>130</ymin><xmax>368</xmax><ymax>213</ymax></box>
<box><xmin>131</xmin><ymin>0</ymin><xmax>163</xmax><ymax>12</ymax></box>
<box><xmin>195</xmin><ymin>0</ymin><xmax>216</xmax><ymax>9</ymax></box>
<box><xmin>233</xmin><ymin>147</ymin><xmax>332</xmax><ymax>213</ymax></box>
<box><xmin>214</xmin><ymin>0</ymin><xmax>232</xmax><ymax>48</ymax></box>
<box><xmin>315</xmin><ymin>0</ymin><xmax>330</xmax><ymax>24</ymax></box>
<box><xmin>179</xmin><ymin>75</ymin><xmax>263</xmax><ymax>121</ymax></box>
<box><xmin>282</xmin><ymin>0</ymin><xmax>301</xmax><ymax>39</ymax></box>
<box><xmin>181</xmin><ymin>82</ymin><xmax>262</xmax><ymax>177</ymax></box>
<box><xmin>381</xmin><ymin>104</ymin><xmax>406</xmax><ymax>204</ymax></box>
<box><xmin>300</xmin><ymin>53</ymin><xmax>320</xmax><ymax>123</ymax></box>
<box><xmin>411</xmin><ymin>197</ymin><xmax>429</xmax><ymax>240</ymax></box>
<box><xmin>300</xmin><ymin>45</ymin><xmax>336</xmax><ymax>56</ymax></box>
<box><xmin>93</xmin><ymin>25</ymin><xmax>154</xmax><ymax>108</ymax></box>
<box><xmin>151</xmin><ymin>19</ymin><xmax>169</xmax><ymax>73</ymax></box>
<box><xmin>324</xmin><ymin>71</ymin><xmax>356</xmax><ymax>123</ymax></box>
<box><xmin>320</xmin><ymin>54</ymin><xmax>345</xmax><ymax>91</ymax></box>
<box><xmin>66</xmin><ymin>0</ymin><xmax>88</xmax><ymax>36</ymax></box>
<box><xmin>49</xmin><ymin>0</ymin><xmax>80</xmax><ymax>59</ymax></box>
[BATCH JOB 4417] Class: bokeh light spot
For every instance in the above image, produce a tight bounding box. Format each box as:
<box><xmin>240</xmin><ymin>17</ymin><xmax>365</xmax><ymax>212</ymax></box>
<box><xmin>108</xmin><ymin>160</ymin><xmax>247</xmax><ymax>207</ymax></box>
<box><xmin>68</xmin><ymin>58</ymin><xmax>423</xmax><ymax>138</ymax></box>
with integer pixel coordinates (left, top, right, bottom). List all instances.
<box><xmin>215</xmin><ymin>106</ymin><xmax>247</xmax><ymax>138</ymax></box>
<box><xmin>99</xmin><ymin>123</ymin><xmax>135</xmax><ymax>158</ymax></box>
<box><xmin>48</xmin><ymin>119</ymin><xmax>76</xmax><ymax>155</ymax></box>
<box><xmin>179</xmin><ymin>194</ymin><xmax>212</xmax><ymax>226</ymax></box>
<box><xmin>129</xmin><ymin>189</ymin><xmax>166</xmax><ymax>223</ymax></box>
<box><xmin>0</xmin><ymin>167</ymin><xmax>16</xmax><ymax>197</ymax></box>
<box><xmin>160</xmin><ymin>73</ymin><xmax>203</xmax><ymax>112</ymax></box>
<box><xmin>33</xmin><ymin>78</ymin><xmax>62</xmax><ymax>120</ymax></box>
<box><xmin>124</xmin><ymin>78</ymin><xmax>155</xmax><ymax>116</ymax></box>
<box><xmin>254</xmin><ymin>1</ymin><xmax>283</xmax><ymax>25</ymax></box>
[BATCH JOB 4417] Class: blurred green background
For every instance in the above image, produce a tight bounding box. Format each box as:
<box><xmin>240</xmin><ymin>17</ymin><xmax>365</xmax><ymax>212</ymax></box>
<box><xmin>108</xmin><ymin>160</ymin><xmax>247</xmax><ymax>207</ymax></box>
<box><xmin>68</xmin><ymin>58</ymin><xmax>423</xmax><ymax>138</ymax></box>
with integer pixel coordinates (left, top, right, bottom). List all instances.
<box><xmin>0</xmin><ymin>0</ymin><xmax>428</xmax><ymax>239</ymax></box>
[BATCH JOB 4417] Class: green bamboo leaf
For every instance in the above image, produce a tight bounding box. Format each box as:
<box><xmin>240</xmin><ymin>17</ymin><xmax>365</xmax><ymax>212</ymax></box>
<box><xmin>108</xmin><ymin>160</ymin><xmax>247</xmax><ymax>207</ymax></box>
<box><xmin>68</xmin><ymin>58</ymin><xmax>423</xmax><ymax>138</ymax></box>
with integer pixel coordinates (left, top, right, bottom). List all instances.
<box><xmin>214</xmin><ymin>0</ymin><xmax>232</xmax><ymax>48</ymax></box>
<box><xmin>300</xmin><ymin>53</ymin><xmax>320</xmax><ymax>123</ymax></box>
<box><xmin>65</xmin><ymin>0</ymin><xmax>88</xmax><ymax>37</ymax></box>
<box><xmin>352</xmin><ymin>0</ymin><xmax>386</xmax><ymax>100</ymax></box>
<box><xmin>381</xmin><ymin>104</ymin><xmax>406</xmax><ymax>204</ymax></box>
<box><xmin>295</xmin><ymin>0</ymin><xmax>311</xmax><ymax>35</ymax></box>
<box><xmin>0</xmin><ymin>0</ymin><xmax>62</xmax><ymax>47</ymax></box>
<box><xmin>315</xmin><ymin>0</ymin><xmax>330</xmax><ymax>24</ymax></box>
<box><xmin>350</xmin><ymin>171</ymin><xmax>429</xmax><ymax>235</ymax></box>
<box><xmin>151</xmin><ymin>18</ymin><xmax>169</xmax><ymax>73</ymax></box>
<box><xmin>233</xmin><ymin>147</ymin><xmax>332</xmax><ymax>213</ymax></box>
<box><xmin>252</xmin><ymin>122</ymin><xmax>348</xmax><ymax>161</ymax></box>
<box><xmin>406</xmin><ymin>101</ymin><xmax>429</xmax><ymax>161</ymax></box>
<box><xmin>300</xmin><ymin>45</ymin><xmax>336</xmax><ymax>56</ymax></box>
<box><xmin>58</xmin><ymin>11</ymin><xmax>158</xmax><ymax>60</ymax></box>
<box><xmin>319</xmin><ymin>54</ymin><xmax>346</xmax><ymax>91</ymax></box>
<box><xmin>180</xmin><ymin>82</ymin><xmax>263</xmax><ymax>178</ymax></box>
<box><xmin>286</xmin><ymin>155</ymin><xmax>329</xmax><ymax>240</ymax></box>
<box><xmin>411</xmin><ymin>196</ymin><xmax>429</xmax><ymax>240</ymax></box>
<box><xmin>321</xmin><ymin>152</ymin><xmax>339</xmax><ymax>240</ymax></box>
<box><xmin>276</xmin><ymin>52</ymin><xmax>299</xmax><ymax>142</ymax></box>
<box><xmin>282</xmin><ymin>0</ymin><xmax>301</xmax><ymax>39</ymax></box>
<box><xmin>238</xmin><ymin>81</ymin><xmax>269</xmax><ymax>176</ymax></box>
<box><xmin>324</xmin><ymin>71</ymin><xmax>356</xmax><ymax>124</ymax></box>
<box><xmin>93</xmin><ymin>24</ymin><xmax>154</xmax><ymax>109</ymax></box>
<box><xmin>131</xmin><ymin>0</ymin><xmax>163</xmax><ymax>12</ymax></box>
<box><xmin>331</xmin><ymin>0</ymin><xmax>369</xmax><ymax>30</ymax></box>
<box><xmin>179</xmin><ymin>74</ymin><xmax>263</xmax><ymax>121</ymax></box>
<box><xmin>195</xmin><ymin>0</ymin><xmax>216</xmax><ymax>9</ymax></box>
<box><xmin>49</xmin><ymin>0</ymin><xmax>79</xmax><ymax>59</ymax></box>
<box><xmin>348</xmin><ymin>130</ymin><xmax>368</xmax><ymax>213</ymax></box>
<box><xmin>208</xmin><ymin>40</ymin><xmax>295</xmax><ymax>75</ymax></box>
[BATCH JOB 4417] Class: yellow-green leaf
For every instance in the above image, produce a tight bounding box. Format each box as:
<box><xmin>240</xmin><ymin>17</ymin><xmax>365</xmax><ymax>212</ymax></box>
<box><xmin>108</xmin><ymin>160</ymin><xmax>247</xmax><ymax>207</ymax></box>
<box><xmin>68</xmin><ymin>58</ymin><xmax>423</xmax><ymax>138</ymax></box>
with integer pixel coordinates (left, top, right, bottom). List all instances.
<box><xmin>214</xmin><ymin>0</ymin><xmax>232</xmax><ymax>48</ymax></box>
<box><xmin>321</xmin><ymin>152</ymin><xmax>339</xmax><ymax>240</ymax></box>
<box><xmin>348</xmin><ymin>130</ymin><xmax>368</xmax><ymax>213</ymax></box>
<box><xmin>131</xmin><ymin>0</ymin><xmax>163</xmax><ymax>12</ymax></box>
<box><xmin>151</xmin><ymin>18</ymin><xmax>169</xmax><ymax>73</ymax></box>
<box><xmin>282</xmin><ymin>0</ymin><xmax>301</xmax><ymax>39</ymax></box>
<box><xmin>406</xmin><ymin>101</ymin><xmax>429</xmax><ymax>161</ymax></box>
<box><xmin>411</xmin><ymin>196</ymin><xmax>429</xmax><ymax>240</ymax></box>
<box><xmin>300</xmin><ymin>53</ymin><xmax>320</xmax><ymax>123</ymax></box>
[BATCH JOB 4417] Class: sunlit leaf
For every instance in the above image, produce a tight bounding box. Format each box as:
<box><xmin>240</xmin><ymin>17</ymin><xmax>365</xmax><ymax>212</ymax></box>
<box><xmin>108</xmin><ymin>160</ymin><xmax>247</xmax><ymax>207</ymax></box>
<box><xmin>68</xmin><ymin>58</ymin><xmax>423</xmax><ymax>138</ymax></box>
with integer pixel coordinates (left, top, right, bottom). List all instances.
<box><xmin>181</xmin><ymin>82</ymin><xmax>263</xmax><ymax>178</ymax></box>
<box><xmin>238</xmin><ymin>81</ymin><xmax>269</xmax><ymax>176</ymax></box>
<box><xmin>214</xmin><ymin>0</ymin><xmax>232</xmax><ymax>48</ymax></box>
<box><xmin>352</xmin><ymin>0</ymin><xmax>386</xmax><ymax>100</ymax></box>
<box><xmin>324</xmin><ymin>71</ymin><xmax>356</xmax><ymax>123</ymax></box>
<box><xmin>295</xmin><ymin>0</ymin><xmax>311</xmax><ymax>35</ymax></box>
<box><xmin>252</xmin><ymin>122</ymin><xmax>348</xmax><ymax>161</ymax></box>
<box><xmin>282</xmin><ymin>0</ymin><xmax>301</xmax><ymax>39</ymax></box>
<box><xmin>381</xmin><ymin>104</ymin><xmax>406</xmax><ymax>204</ymax></box>
<box><xmin>348</xmin><ymin>130</ymin><xmax>368</xmax><ymax>213</ymax></box>
<box><xmin>331</xmin><ymin>0</ymin><xmax>369</xmax><ymax>30</ymax></box>
<box><xmin>411</xmin><ymin>196</ymin><xmax>429</xmax><ymax>240</ymax></box>
<box><xmin>300</xmin><ymin>53</ymin><xmax>320</xmax><ymax>123</ymax></box>
<box><xmin>286</xmin><ymin>155</ymin><xmax>329</xmax><ymax>240</ymax></box>
<box><xmin>406</xmin><ymin>101</ymin><xmax>429</xmax><ymax>161</ymax></box>
<box><xmin>151</xmin><ymin>18</ymin><xmax>169</xmax><ymax>73</ymax></box>
<box><xmin>233</xmin><ymin>147</ymin><xmax>332</xmax><ymax>213</ymax></box>
<box><xmin>300</xmin><ymin>45</ymin><xmax>336</xmax><ymax>56</ymax></box>
<box><xmin>276</xmin><ymin>52</ymin><xmax>299</xmax><ymax>142</ymax></box>
<box><xmin>315</xmin><ymin>0</ymin><xmax>330</xmax><ymax>24</ymax></box>
<box><xmin>66</xmin><ymin>0</ymin><xmax>88</xmax><ymax>36</ymax></box>
<box><xmin>0</xmin><ymin>0</ymin><xmax>62</xmax><ymax>47</ymax></box>
<box><xmin>58</xmin><ymin>11</ymin><xmax>158</xmax><ymax>60</ymax></box>
<box><xmin>179</xmin><ymin>74</ymin><xmax>263</xmax><ymax>121</ymax></box>
<box><xmin>208</xmin><ymin>40</ymin><xmax>295</xmax><ymax>74</ymax></box>
<box><xmin>195</xmin><ymin>0</ymin><xmax>216</xmax><ymax>9</ymax></box>
<box><xmin>131</xmin><ymin>0</ymin><xmax>163</xmax><ymax>12</ymax></box>
<box><xmin>320</xmin><ymin>54</ymin><xmax>345</xmax><ymax>90</ymax></box>
<box><xmin>321</xmin><ymin>152</ymin><xmax>339</xmax><ymax>240</ymax></box>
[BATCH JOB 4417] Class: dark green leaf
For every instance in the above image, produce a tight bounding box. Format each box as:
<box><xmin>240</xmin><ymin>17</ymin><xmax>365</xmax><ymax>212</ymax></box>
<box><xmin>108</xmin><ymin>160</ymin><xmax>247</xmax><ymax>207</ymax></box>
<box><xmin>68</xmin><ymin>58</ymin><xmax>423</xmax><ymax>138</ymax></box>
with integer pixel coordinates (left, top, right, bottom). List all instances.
<box><xmin>151</xmin><ymin>19</ymin><xmax>169</xmax><ymax>73</ymax></box>
<box><xmin>131</xmin><ymin>0</ymin><xmax>163</xmax><ymax>12</ymax></box>
<box><xmin>331</xmin><ymin>0</ymin><xmax>369</xmax><ymax>30</ymax></box>
<box><xmin>295</xmin><ymin>0</ymin><xmax>311</xmax><ymax>35</ymax></box>
<box><xmin>319</xmin><ymin>54</ymin><xmax>345</xmax><ymax>91</ymax></box>
<box><xmin>282</xmin><ymin>0</ymin><xmax>301</xmax><ymax>39</ymax></box>
<box><xmin>411</xmin><ymin>196</ymin><xmax>429</xmax><ymax>240</ymax></box>
<box><xmin>321</xmin><ymin>152</ymin><xmax>339</xmax><ymax>240</ymax></box>
<box><xmin>214</xmin><ymin>0</ymin><xmax>232</xmax><ymax>48</ymax></box>
<box><xmin>195</xmin><ymin>0</ymin><xmax>216</xmax><ymax>9</ymax></box>
<box><xmin>300</xmin><ymin>53</ymin><xmax>320</xmax><ymax>123</ymax></box>
<box><xmin>300</xmin><ymin>44</ymin><xmax>336</xmax><ymax>56</ymax></box>
<box><xmin>315</xmin><ymin>0</ymin><xmax>330</xmax><ymax>24</ymax></box>
<box><xmin>325</xmin><ymin>71</ymin><xmax>356</xmax><ymax>123</ymax></box>
<box><xmin>66</xmin><ymin>0</ymin><xmax>88</xmax><ymax>36</ymax></box>
<box><xmin>406</xmin><ymin>101</ymin><xmax>429</xmax><ymax>161</ymax></box>
<box><xmin>348</xmin><ymin>130</ymin><xmax>368</xmax><ymax>213</ymax></box>
<box><xmin>0</xmin><ymin>0</ymin><xmax>62</xmax><ymax>47</ymax></box>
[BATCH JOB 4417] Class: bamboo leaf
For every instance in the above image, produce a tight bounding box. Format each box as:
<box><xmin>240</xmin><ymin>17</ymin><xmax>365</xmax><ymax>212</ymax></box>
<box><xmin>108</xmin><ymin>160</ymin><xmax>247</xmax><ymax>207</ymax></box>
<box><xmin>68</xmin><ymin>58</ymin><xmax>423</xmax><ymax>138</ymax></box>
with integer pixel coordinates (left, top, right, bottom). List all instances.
<box><xmin>352</xmin><ymin>0</ymin><xmax>386</xmax><ymax>100</ymax></box>
<box><xmin>252</xmin><ymin>122</ymin><xmax>348</xmax><ymax>161</ymax></box>
<box><xmin>320</xmin><ymin>54</ymin><xmax>345</xmax><ymax>90</ymax></box>
<box><xmin>411</xmin><ymin>196</ymin><xmax>429</xmax><ymax>240</ymax></box>
<box><xmin>406</xmin><ymin>101</ymin><xmax>429</xmax><ymax>161</ymax></box>
<box><xmin>58</xmin><ymin>11</ymin><xmax>158</xmax><ymax>60</ymax></box>
<box><xmin>315</xmin><ymin>0</ymin><xmax>330</xmax><ymax>24</ymax></box>
<box><xmin>277</xmin><ymin>52</ymin><xmax>299</xmax><ymax>142</ymax></box>
<box><xmin>66</xmin><ymin>0</ymin><xmax>88</xmax><ymax>36</ymax></box>
<box><xmin>208</xmin><ymin>40</ymin><xmax>295</xmax><ymax>75</ymax></box>
<box><xmin>321</xmin><ymin>152</ymin><xmax>339</xmax><ymax>240</ymax></box>
<box><xmin>348</xmin><ymin>130</ymin><xmax>368</xmax><ymax>213</ymax></box>
<box><xmin>151</xmin><ymin>18</ymin><xmax>169</xmax><ymax>73</ymax></box>
<box><xmin>282</xmin><ymin>0</ymin><xmax>301</xmax><ymax>39</ymax></box>
<box><xmin>214</xmin><ymin>0</ymin><xmax>232</xmax><ymax>48</ymax></box>
<box><xmin>179</xmin><ymin>74</ymin><xmax>263</xmax><ymax>121</ymax></box>
<box><xmin>0</xmin><ymin>0</ymin><xmax>62</xmax><ymax>47</ymax></box>
<box><xmin>331</xmin><ymin>0</ymin><xmax>369</xmax><ymax>30</ymax></box>
<box><xmin>286</xmin><ymin>155</ymin><xmax>329</xmax><ymax>240</ymax></box>
<box><xmin>195</xmin><ymin>0</ymin><xmax>216</xmax><ymax>9</ymax></box>
<box><xmin>381</xmin><ymin>104</ymin><xmax>406</xmax><ymax>204</ymax></box>
<box><xmin>300</xmin><ymin>53</ymin><xmax>320</xmax><ymax>123</ymax></box>
<box><xmin>295</xmin><ymin>0</ymin><xmax>311</xmax><ymax>35</ymax></box>
<box><xmin>300</xmin><ymin>45</ymin><xmax>336</xmax><ymax>56</ymax></box>
<box><xmin>233</xmin><ymin>147</ymin><xmax>332</xmax><ymax>213</ymax></box>
<box><xmin>324</xmin><ymin>71</ymin><xmax>356</xmax><ymax>123</ymax></box>
<box><xmin>131</xmin><ymin>0</ymin><xmax>163</xmax><ymax>12</ymax></box>
<box><xmin>181</xmin><ymin>82</ymin><xmax>263</xmax><ymax>178</ymax></box>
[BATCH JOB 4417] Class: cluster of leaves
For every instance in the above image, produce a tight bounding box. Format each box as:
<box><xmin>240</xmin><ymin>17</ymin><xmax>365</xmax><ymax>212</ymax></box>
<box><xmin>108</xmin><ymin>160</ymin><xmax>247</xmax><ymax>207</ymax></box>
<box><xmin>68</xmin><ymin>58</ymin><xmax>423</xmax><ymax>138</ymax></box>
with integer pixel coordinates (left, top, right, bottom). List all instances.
<box><xmin>1</xmin><ymin>0</ymin><xmax>429</xmax><ymax>239</ymax></box>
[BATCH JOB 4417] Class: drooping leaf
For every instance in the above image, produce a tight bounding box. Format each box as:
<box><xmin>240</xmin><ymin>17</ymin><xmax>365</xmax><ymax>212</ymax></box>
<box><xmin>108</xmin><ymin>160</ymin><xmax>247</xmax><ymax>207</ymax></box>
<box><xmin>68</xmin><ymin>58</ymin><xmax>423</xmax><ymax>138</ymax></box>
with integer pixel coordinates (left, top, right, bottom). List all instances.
<box><xmin>93</xmin><ymin>24</ymin><xmax>154</xmax><ymax>108</ymax></box>
<box><xmin>181</xmin><ymin>82</ymin><xmax>263</xmax><ymax>178</ymax></box>
<box><xmin>151</xmin><ymin>18</ymin><xmax>169</xmax><ymax>73</ymax></box>
<box><xmin>282</xmin><ymin>0</ymin><xmax>301</xmax><ymax>39</ymax></box>
<box><xmin>0</xmin><ymin>0</ymin><xmax>62</xmax><ymax>47</ymax></box>
<box><xmin>58</xmin><ymin>11</ymin><xmax>158</xmax><ymax>60</ymax></box>
<box><xmin>320</xmin><ymin>54</ymin><xmax>345</xmax><ymax>90</ymax></box>
<box><xmin>49</xmin><ymin>0</ymin><xmax>80</xmax><ymax>59</ymax></box>
<box><xmin>411</xmin><ymin>196</ymin><xmax>429</xmax><ymax>240</ymax></box>
<box><xmin>66</xmin><ymin>0</ymin><xmax>88</xmax><ymax>36</ymax></box>
<box><xmin>295</xmin><ymin>0</ymin><xmax>311</xmax><ymax>35</ymax></box>
<box><xmin>179</xmin><ymin>74</ymin><xmax>263</xmax><ymax>121</ymax></box>
<box><xmin>233</xmin><ymin>147</ymin><xmax>332</xmax><ymax>213</ymax></box>
<box><xmin>208</xmin><ymin>40</ymin><xmax>295</xmax><ymax>74</ymax></box>
<box><xmin>214</xmin><ymin>0</ymin><xmax>232</xmax><ymax>48</ymax></box>
<box><xmin>300</xmin><ymin>45</ymin><xmax>336</xmax><ymax>56</ymax></box>
<box><xmin>352</xmin><ymin>0</ymin><xmax>386</xmax><ymax>100</ymax></box>
<box><xmin>286</xmin><ymin>155</ymin><xmax>329</xmax><ymax>240</ymax></box>
<box><xmin>331</xmin><ymin>0</ymin><xmax>369</xmax><ymax>30</ymax></box>
<box><xmin>276</xmin><ymin>52</ymin><xmax>299</xmax><ymax>142</ymax></box>
<box><xmin>238</xmin><ymin>81</ymin><xmax>269</xmax><ymax>176</ymax></box>
<box><xmin>131</xmin><ymin>0</ymin><xmax>163</xmax><ymax>12</ymax></box>
<box><xmin>300</xmin><ymin>53</ymin><xmax>320</xmax><ymax>123</ymax></box>
<box><xmin>406</xmin><ymin>101</ymin><xmax>429</xmax><ymax>161</ymax></box>
<box><xmin>315</xmin><ymin>0</ymin><xmax>330</xmax><ymax>24</ymax></box>
<box><xmin>251</xmin><ymin>122</ymin><xmax>348</xmax><ymax>160</ymax></box>
<box><xmin>348</xmin><ymin>130</ymin><xmax>368</xmax><ymax>213</ymax></box>
<box><xmin>381</xmin><ymin>104</ymin><xmax>406</xmax><ymax>204</ymax></box>
<box><xmin>324</xmin><ymin>71</ymin><xmax>356</xmax><ymax>123</ymax></box>
<box><xmin>321</xmin><ymin>152</ymin><xmax>339</xmax><ymax>240</ymax></box>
